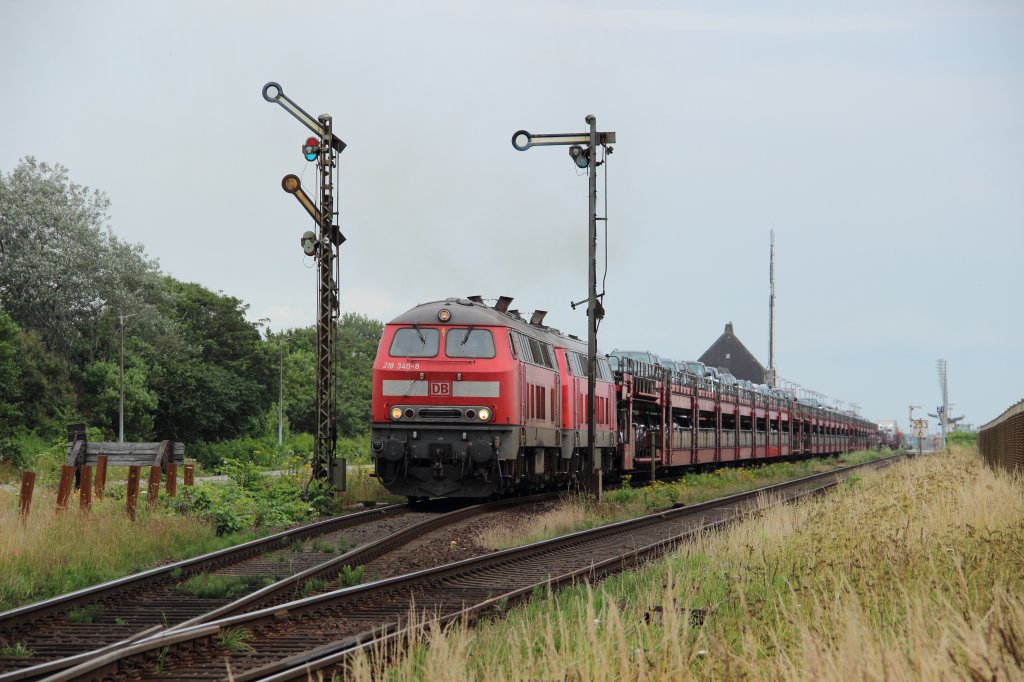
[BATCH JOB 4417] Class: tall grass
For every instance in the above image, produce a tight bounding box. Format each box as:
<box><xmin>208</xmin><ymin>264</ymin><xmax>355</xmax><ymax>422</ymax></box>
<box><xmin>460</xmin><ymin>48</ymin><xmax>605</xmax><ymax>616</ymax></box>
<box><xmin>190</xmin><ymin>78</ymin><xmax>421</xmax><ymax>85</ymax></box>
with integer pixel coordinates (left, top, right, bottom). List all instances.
<box><xmin>358</xmin><ymin>446</ymin><xmax>1024</xmax><ymax>680</ymax></box>
<box><xmin>0</xmin><ymin>491</ymin><xmax>257</xmax><ymax>611</ymax></box>
<box><xmin>477</xmin><ymin>451</ymin><xmax>888</xmax><ymax>551</ymax></box>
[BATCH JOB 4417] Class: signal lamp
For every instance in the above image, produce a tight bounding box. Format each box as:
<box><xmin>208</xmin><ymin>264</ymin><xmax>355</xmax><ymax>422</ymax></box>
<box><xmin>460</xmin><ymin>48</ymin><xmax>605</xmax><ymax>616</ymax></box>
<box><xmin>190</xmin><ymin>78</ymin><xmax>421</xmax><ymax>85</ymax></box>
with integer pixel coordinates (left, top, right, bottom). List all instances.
<box><xmin>438</xmin><ymin>309</ymin><xmax>451</xmax><ymax>322</ymax></box>
<box><xmin>568</xmin><ymin>145</ymin><xmax>590</xmax><ymax>169</ymax></box>
<box><xmin>390</xmin><ymin>407</ymin><xmax>402</xmax><ymax>421</ymax></box>
<box><xmin>302</xmin><ymin>136</ymin><xmax>319</xmax><ymax>162</ymax></box>
<box><xmin>478</xmin><ymin>407</ymin><xmax>491</xmax><ymax>422</ymax></box>
<box><xmin>300</xmin><ymin>231</ymin><xmax>318</xmax><ymax>256</ymax></box>
<box><xmin>405</xmin><ymin>408</ymin><xmax>415</xmax><ymax>419</ymax></box>
<box><xmin>465</xmin><ymin>409</ymin><xmax>476</xmax><ymax>420</ymax></box>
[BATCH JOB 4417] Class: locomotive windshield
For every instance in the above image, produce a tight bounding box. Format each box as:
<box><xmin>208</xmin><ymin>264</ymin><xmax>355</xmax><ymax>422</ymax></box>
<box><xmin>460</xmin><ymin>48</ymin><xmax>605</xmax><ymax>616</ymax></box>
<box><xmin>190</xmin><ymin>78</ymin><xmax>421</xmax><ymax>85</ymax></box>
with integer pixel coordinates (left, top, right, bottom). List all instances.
<box><xmin>445</xmin><ymin>328</ymin><xmax>495</xmax><ymax>358</ymax></box>
<box><xmin>389</xmin><ymin>327</ymin><xmax>440</xmax><ymax>357</ymax></box>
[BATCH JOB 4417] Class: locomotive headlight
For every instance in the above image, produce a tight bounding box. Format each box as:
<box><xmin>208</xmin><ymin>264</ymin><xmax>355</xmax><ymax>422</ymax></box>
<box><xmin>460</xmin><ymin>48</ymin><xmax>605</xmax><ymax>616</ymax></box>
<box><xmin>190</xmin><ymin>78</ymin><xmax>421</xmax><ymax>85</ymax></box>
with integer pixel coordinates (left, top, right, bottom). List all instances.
<box><xmin>478</xmin><ymin>408</ymin><xmax>492</xmax><ymax>422</ymax></box>
<box><xmin>438</xmin><ymin>308</ymin><xmax>451</xmax><ymax>322</ymax></box>
<box><xmin>390</xmin><ymin>407</ymin><xmax>402</xmax><ymax>421</ymax></box>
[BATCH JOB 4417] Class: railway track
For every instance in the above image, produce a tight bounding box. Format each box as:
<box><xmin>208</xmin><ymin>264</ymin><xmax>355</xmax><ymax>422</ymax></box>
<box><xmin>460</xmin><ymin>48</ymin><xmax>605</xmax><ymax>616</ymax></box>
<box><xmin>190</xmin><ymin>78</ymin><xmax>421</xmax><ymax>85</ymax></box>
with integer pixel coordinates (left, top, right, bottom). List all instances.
<box><xmin>0</xmin><ymin>494</ymin><xmax>561</xmax><ymax>681</ymax></box>
<box><xmin>45</xmin><ymin>455</ymin><xmax>901</xmax><ymax>681</ymax></box>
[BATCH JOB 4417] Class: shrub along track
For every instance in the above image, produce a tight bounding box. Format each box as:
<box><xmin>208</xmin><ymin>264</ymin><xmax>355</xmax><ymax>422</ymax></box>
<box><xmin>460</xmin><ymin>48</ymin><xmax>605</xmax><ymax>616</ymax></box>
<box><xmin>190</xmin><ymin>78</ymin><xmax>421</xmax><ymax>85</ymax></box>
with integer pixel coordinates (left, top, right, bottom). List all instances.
<box><xmin>0</xmin><ymin>495</ymin><xmax>560</xmax><ymax>680</ymax></box>
<box><xmin>47</xmin><ymin>455</ymin><xmax>901</xmax><ymax>681</ymax></box>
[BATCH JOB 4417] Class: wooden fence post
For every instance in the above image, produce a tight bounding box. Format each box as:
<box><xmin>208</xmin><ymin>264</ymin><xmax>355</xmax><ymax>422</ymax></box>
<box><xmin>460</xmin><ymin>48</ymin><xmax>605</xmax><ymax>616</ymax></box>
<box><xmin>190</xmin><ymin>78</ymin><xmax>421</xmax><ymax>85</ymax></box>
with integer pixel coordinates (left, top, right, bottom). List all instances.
<box><xmin>166</xmin><ymin>462</ymin><xmax>177</xmax><ymax>497</ymax></box>
<box><xmin>147</xmin><ymin>465</ymin><xmax>161</xmax><ymax>506</ymax></box>
<box><xmin>95</xmin><ymin>455</ymin><xmax>108</xmax><ymax>499</ymax></box>
<box><xmin>19</xmin><ymin>471</ymin><xmax>36</xmax><ymax>521</ymax></box>
<box><xmin>184</xmin><ymin>463</ymin><xmax>195</xmax><ymax>487</ymax></box>
<box><xmin>126</xmin><ymin>466</ymin><xmax>141</xmax><ymax>520</ymax></box>
<box><xmin>56</xmin><ymin>465</ymin><xmax>75</xmax><ymax>512</ymax></box>
<box><xmin>79</xmin><ymin>465</ymin><xmax>93</xmax><ymax>511</ymax></box>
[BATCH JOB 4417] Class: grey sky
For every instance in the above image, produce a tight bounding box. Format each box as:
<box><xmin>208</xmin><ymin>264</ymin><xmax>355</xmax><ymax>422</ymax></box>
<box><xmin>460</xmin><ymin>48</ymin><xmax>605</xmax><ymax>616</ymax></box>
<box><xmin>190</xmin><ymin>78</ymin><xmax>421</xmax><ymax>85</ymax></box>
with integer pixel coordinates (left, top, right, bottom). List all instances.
<box><xmin>2</xmin><ymin>1</ymin><xmax>1021</xmax><ymax>431</ymax></box>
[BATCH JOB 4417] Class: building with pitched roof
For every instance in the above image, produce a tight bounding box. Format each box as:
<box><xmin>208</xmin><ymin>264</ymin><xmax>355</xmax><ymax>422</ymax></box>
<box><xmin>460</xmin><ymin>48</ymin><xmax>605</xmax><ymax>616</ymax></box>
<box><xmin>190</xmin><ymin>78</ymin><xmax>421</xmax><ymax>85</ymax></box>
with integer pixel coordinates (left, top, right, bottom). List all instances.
<box><xmin>699</xmin><ymin>322</ymin><xmax>766</xmax><ymax>383</ymax></box>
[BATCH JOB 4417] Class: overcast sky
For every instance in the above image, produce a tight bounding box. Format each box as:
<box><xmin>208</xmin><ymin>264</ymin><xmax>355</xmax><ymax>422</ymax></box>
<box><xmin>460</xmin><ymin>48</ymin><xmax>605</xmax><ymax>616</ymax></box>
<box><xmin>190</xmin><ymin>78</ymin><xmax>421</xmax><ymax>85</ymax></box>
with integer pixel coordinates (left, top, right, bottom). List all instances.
<box><xmin>2</xmin><ymin>0</ymin><xmax>1021</xmax><ymax>431</ymax></box>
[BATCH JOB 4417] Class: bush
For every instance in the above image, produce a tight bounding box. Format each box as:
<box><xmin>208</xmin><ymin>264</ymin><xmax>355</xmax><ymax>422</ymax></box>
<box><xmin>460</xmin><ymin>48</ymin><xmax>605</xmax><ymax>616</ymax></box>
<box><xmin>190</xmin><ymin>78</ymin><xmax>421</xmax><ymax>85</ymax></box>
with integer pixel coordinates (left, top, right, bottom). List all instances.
<box><xmin>946</xmin><ymin>431</ymin><xmax>976</xmax><ymax>447</ymax></box>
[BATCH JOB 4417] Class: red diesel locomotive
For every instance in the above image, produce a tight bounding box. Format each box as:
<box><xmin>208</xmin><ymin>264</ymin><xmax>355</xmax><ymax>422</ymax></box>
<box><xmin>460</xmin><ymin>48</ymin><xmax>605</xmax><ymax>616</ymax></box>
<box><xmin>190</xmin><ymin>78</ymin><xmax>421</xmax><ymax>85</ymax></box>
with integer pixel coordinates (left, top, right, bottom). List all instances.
<box><xmin>370</xmin><ymin>297</ymin><xmax>617</xmax><ymax>499</ymax></box>
<box><xmin>370</xmin><ymin>297</ymin><xmax>877</xmax><ymax>500</ymax></box>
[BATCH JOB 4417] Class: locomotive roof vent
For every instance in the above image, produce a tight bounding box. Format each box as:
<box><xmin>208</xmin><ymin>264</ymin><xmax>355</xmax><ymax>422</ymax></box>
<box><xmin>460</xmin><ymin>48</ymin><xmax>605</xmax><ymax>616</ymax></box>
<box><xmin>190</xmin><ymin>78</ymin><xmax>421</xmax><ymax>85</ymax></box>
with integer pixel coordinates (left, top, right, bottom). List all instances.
<box><xmin>468</xmin><ymin>295</ymin><xmax>484</xmax><ymax>304</ymax></box>
<box><xmin>530</xmin><ymin>310</ymin><xmax>547</xmax><ymax>326</ymax></box>
<box><xmin>494</xmin><ymin>295</ymin><xmax>514</xmax><ymax>312</ymax></box>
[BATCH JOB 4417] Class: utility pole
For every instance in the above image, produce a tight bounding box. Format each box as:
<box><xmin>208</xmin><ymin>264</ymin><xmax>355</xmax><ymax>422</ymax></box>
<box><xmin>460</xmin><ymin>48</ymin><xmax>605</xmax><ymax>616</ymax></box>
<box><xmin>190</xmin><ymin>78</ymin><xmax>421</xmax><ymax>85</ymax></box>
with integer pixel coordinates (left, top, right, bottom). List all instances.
<box><xmin>512</xmin><ymin>119</ymin><xmax>616</xmax><ymax>498</ymax></box>
<box><xmin>118</xmin><ymin>312</ymin><xmax>140</xmax><ymax>443</ymax></box>
<box><xmin>278</xmin><ymin>340</ymin><xmax>286</xmax><ymax>446</ymax></box>
<box><xmin>263</xmin><ymin>82</ymin><xmax>347</xmax><ymax>489</ymax></box>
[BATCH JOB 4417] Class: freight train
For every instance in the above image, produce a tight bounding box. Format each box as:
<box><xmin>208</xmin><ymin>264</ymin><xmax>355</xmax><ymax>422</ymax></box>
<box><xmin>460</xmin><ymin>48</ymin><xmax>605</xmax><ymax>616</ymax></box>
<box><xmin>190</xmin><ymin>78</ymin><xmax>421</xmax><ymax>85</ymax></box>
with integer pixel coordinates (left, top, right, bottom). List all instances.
<box><xmin>370</xmin><ymin>297</ymin><xmax>877</xmax><ymax>500</ymax></box>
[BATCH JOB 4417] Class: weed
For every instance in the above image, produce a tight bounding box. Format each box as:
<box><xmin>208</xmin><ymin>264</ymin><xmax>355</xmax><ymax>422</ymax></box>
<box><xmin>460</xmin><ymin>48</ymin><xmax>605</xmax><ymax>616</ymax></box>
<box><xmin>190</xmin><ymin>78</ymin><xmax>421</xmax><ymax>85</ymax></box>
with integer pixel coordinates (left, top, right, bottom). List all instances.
<box><xmin>337</xmin><ymin>565</ymin><xmax>365</xmax><ymax>588</ymax></box>
<box><xmin>169</xmin><ymin>567</ymin><xmax>182</xmax><ymax>580</ymax></box>
<box><xmin>217</xmin><ymin>627</ymin><xmax>255</xmax><ymax>653</ymax></box>
<box><xmin>308</xmin><ymin>537</ymin><xmax>337</xmax><ymax>554</ymax></box>
<box><xmin>300</xmin><ymin>578</ymin><xmax>328</xmax><ymax>597</ymax></box>
<box><xmin>175</xmin><ymin>574</ymin><xmax>256</xmax><ymax>599</ymax></box>
<box><xmin>0</xmin><ymin>643</ymin><xmax>33</xmax><ymax>657</ymax></box>
<box><xmin>114</xmin><ymin>617</ymin><xmax>128</xmax><ymax>625</ymax></box>
<box><xmin>67</xmin><ymin>604</ymin><xmax>104</xmax><ymax>623</ymax></box>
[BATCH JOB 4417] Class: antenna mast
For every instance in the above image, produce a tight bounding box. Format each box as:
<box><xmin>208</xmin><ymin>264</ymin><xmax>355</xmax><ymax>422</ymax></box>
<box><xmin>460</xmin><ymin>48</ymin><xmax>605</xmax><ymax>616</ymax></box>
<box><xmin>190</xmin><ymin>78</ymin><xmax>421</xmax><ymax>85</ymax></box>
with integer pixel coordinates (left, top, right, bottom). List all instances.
<box><xmin>767</xmin><ymin>229</ymin><xmax>776</xmax><ymax>387</ymax></box>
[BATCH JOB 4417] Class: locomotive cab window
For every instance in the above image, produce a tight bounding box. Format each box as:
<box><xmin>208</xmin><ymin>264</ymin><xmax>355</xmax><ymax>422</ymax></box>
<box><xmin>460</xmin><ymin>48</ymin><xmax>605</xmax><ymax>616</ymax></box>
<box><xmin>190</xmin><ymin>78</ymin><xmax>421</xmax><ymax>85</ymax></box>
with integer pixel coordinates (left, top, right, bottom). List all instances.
<box><xmin>389</xmin><ymin>327</ymin><xmax>440</xmax><ymax>357</ymax></box>
<box><xmin>445</xmin><ymin>328</ymin><xmax>496</xmax><ymax>358</ymax></box>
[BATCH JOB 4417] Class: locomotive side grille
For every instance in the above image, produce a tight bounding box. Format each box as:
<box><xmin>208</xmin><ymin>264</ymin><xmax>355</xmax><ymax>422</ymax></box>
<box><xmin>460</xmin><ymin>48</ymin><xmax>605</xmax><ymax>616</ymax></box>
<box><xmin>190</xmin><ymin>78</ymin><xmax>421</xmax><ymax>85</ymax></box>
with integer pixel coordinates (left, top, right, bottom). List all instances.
<box><xmin>418</xmin><ymin>407</ymin><xmax>464</xmax><ymax>420</ymax></box>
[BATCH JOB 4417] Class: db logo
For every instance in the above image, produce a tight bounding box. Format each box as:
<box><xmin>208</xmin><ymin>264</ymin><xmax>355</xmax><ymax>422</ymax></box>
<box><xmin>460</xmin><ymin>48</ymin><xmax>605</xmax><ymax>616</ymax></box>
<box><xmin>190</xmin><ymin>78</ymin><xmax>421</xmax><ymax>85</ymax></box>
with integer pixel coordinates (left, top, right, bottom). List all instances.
<box><xmin>429</xmin><ymin>382</ymin><xmax>452</xmax><ymax>397</ymax></box>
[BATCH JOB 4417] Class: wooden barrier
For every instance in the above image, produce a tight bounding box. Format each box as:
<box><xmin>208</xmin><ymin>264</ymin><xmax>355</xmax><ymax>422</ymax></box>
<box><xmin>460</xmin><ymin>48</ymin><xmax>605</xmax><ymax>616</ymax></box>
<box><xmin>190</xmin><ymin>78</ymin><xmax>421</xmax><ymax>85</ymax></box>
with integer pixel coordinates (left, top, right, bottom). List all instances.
<box><xmin>166</xmin><ymin>462</ymin><xmax>177</xmax><ymax>497</ymax></box>
<box><xmin>65</xmin><ymin>426</ymin><xmax>185</xmax><ymax>489</ymax></box>
<box><xmin>19</xmin><ymin>471</ymin><xmax>35</xmax><ymax>520</ymax></box>
<box><xmin>125</xmin><ymin>466</ymin><xmax>141</xmax><ymax>520</ymax></box>
<box><xmin>56</xmin><ymin>465</ymin><xmax>75</xmax><ymax>512</ymax></box>
<box><xmin>147</xmin><ymin>465</ymin><xmax>161</xmax><ymax>506</ymax></box>
<box><xmin>95</xmin><ymin>455</ymin><xmax>108</xmax><ymax>499</ymax></box>
<box><xmin>79</xmin><ymin>465</ymin><xmax>92</xmax><ymax>511</ymax></box>
<box><xmin>184</xmin><ymin>464</ymin><xmax>195</xmax><ymax>487</ymax></box>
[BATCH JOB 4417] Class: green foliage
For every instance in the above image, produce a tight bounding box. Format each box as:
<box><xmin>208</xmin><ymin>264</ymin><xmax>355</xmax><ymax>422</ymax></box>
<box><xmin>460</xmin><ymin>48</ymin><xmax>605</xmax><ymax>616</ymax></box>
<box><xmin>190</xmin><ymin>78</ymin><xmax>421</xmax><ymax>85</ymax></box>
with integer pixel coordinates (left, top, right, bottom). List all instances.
<box><xmin>300</xmin><ymin>578</ymin><xmax>328</xmax><ymax>597</ymax></box>
<box><xmin>218</xmin><ymin>458</ymin><xmax>263</xmax><ymax>490</ymax></box>
<box><xmin>0</xmin><ymin>159</ymin><xmax>382</xmax><ymax>460</ymax></box>
<box><xmin>0</xmin><ymin>643</ymin><xmax>33</xmax><ymax>657</ymax></box>
<box><xmin>67</xmin><ymin>604</ymin><xmax>104</xmax><ymax>623</ymax></box>
<box><xmin>175</xmin><ymin>573</ymin><xmax>255</xmax><ymax>599</ymax></box>
<box><xmin>217</xmin><ymin>627</ymin><xmax>255</xmax><ymax>653</ymax></box>
<box><xmin>337</xmin><ymin>564</ymin><xmax>365</xmax><ymax>588</ymax></box>
<box><xmin>180</xmin><ymin>467</ymin><xmax>337</xmax><ymax>535</ymax></box>
<box><xmin>946</xmin><ymin>431</ymin><xmax>977</xmax><ymax>447</ymax></box>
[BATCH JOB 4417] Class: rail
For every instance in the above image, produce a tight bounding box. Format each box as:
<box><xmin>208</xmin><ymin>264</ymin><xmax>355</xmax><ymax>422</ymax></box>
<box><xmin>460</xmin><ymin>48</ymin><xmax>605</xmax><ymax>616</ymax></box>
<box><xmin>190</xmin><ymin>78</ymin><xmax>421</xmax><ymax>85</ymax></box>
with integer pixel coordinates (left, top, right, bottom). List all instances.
<box><xmin>978</xmin><ymin>399</ymin><xmax>1024</xmax><ymax>474</ymax></box>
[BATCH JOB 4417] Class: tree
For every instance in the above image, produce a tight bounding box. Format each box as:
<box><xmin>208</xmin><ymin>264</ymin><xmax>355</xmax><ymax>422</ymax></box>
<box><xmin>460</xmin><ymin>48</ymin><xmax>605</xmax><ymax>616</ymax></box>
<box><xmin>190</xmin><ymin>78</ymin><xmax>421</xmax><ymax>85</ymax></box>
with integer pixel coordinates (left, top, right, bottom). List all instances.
<box><xmin>0</xmin><ymin>158</ymin><xmax>166</xmax><ymax>362</ymax></box>
<box><xmin>151</xmin><ymin>281</ymin><xmax>272</xmax><ymax>443</ymax></box>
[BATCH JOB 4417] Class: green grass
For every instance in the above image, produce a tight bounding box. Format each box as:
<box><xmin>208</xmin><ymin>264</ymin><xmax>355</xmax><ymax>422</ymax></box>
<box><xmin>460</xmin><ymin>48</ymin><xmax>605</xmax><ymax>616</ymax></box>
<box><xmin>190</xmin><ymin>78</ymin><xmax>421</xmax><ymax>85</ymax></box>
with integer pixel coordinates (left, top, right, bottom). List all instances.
<box><xmin>365</xmin><ymin>447</ymin><xmax>1024</xmax><ymax>682</ymax></box>
<box><xmin>217</xmin><ymin>626</ymin><xmax>255</xmax><ymax>653</ymax></box>
<box><xmin>67</xmin><ymin>604</ymin><xmax>104</xmax><ymax>623</ymax></box>
<box><xmin>0</xmin><ymin>643</ymin><xmax>34</xmax><ymax>657</ymax></box>
<box><xmin>175</xmin><ymin>573</ymin><xmax>257</xmax><ymax>599</ymax></box>
<box><xmin>300</xmin><ymin>578</ymin><xmax>328</xmax><ymax>597</ymax></box>
<box><xmin>337</xmin><ymin>565</ymin><xmax>365</xmax><ymax>588</ymax></box>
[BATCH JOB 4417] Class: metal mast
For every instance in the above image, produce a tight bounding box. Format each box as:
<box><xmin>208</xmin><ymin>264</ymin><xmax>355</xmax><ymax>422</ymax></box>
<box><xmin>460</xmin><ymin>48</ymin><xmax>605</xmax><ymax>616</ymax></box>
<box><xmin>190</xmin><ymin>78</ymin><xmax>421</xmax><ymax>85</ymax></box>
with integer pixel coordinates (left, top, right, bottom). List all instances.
<box><xmin>767</xmin><ymin>229</ymin><xmax>776</xmax><ymax>387</ymax></box>
<box><xmin>262</xmin><ymin>82</ymin><xmax>347</xmax><ymax>488</ymax></box>
<box><xmin>314</xmin><ymin>114</ymin><xmax>337</xmax><ymax>481</ymax></box>
<box><xmin>511</xmin><ymin>118</ymin><xmax>616</xmax><ymax>498</ymax></box>
<box><xmin>936</xmin><ymin>359</ymin><xmax>949</xmax><ymax>449</ymax></box>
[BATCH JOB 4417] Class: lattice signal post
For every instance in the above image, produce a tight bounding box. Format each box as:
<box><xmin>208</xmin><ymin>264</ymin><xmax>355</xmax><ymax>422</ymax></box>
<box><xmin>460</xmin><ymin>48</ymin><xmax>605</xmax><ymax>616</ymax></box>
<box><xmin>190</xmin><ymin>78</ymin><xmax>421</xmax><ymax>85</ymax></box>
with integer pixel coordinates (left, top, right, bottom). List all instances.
<box><xmin>262</xmin><ymin>82</ymin><xmax>347</xmax><ymax>489</ymax></box>
<box><xmin>511</xmin><ymin>117</ymin><xmax>616</xmax><ymax>498</ymax></box>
